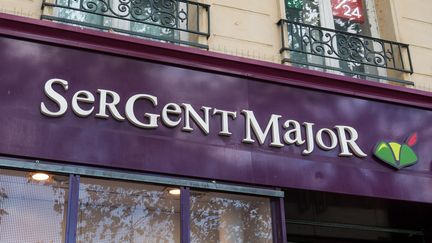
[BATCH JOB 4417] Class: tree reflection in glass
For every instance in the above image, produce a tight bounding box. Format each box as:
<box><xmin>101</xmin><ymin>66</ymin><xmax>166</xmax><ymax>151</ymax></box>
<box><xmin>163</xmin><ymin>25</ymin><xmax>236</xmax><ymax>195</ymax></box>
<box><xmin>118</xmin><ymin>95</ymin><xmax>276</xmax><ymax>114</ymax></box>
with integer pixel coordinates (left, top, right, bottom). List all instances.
<box><xmin>0</xmin><ymin>169</ymin><xmax>68</xmax><ymax>243</ymax></box>
<box><xmin>0</xmin><ymin>187</ymin><xmax>8</xmax><ymax>223</ymax></box>
<box><xmin>76</xmin><ymin>178</ymin><xmax>180</xmax><ymax>243</ymax></box>
<box><xmin>190</xmin><ymin>191</ymin><xmax>273</xmax><ymax>243</ymax></box>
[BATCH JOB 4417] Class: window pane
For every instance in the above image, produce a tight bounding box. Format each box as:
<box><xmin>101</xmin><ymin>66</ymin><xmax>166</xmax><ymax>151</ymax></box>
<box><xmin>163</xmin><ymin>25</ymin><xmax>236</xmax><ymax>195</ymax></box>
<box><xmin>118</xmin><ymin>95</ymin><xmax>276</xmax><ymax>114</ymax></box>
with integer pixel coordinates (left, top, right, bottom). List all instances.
<box><xmin>284</xmin><ymin>188</ymin><xmax>427</xmax><ymax>243</ymax></box>
<box><xmin>76</xmin><ymin>178</ymin><xmax>180</xmax><ymax>243</ymax></box>
<box><xmin>190</xmin><ymin>191</ymin><xmax>273</xmax><ymax>243</ymax></box>
<box><xmin>0</xmin><ymin>169</ymin><xmax>69</xmax><ymax>243</ymax></box>
<box><xmin>55</xmin><ymin>0</ymin><xmax>103</xmax><ymax>26</ymax></box>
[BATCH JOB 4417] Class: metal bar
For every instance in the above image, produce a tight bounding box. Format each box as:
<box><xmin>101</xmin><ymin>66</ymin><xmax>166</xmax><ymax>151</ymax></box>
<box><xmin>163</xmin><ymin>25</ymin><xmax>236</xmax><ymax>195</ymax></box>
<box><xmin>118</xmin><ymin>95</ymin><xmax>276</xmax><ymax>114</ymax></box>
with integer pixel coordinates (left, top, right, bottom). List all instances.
<box><xmin>280</xmin><ymin>19</ymin><xmax>408</xmax><ymax>46</ymax></box>
<box><xmin>185</xmin><ymin>2</ymin><xmax>189</xmax><ymax>32</ymax></box>
<box><xmin>271</xmin><ymin>199</ymin><xmax>279</xmax><ymax>242</ymax></box>
<box><xmin>41</xmin><ymin>0</ymin><xmax>47</xmax><ymax>10</ymax></box>
<box><xmin>406</xmin><ymin>45</ymin><xmax>414</xmax><ymax>74</ymax></box>
<box><xmin>390</xmin><ymin>42</ymin><xmax>396</xmax><ymax>69</ymax></box>
<box><xmin>281</xmin><ymin>46</ymin><xmax>410</xmax><ymax>74</ymax></box>
<box><xmin>307</xmin><ymin>25</ymin><xmax>313</xmax><ymax>56</ymax></box>
<box><xmin>289</xmin><ymin>21</ymin><xmax>294</xmax><ymax>50</ymax></box>
<box><xmin>0</xmin><ymin>157</ymin><xmax>284</xmax><ymax>197</ymax></box>
<box><xmin>271</xmin><ymin>197</ymin><xmax>288</xmax><ymax>243</ymax></box>
<box><xmin>41</xmin><ymin>3</ymin><xmax>209</xmax><ymax>37</ymax></box>
<box><xmin>175</xmin><ymin>0</ymin><xmax>180</xmax><ymax>31</ymax></box>
<box><xmin>298</xmin><ymin>21</ymin><xmax>304</xmax><ymax>52</ymax></box>
<box><xmin>377</xmin><ymin>40</ymin><xmax>388</xmax><ymax>67</ymax></box>
<box><xmin>195</xmin><ymin>3</ymin><xmax>199</xmax><ymax>33</ymax></box>
<box><xmin>282</xmin><ymin>57</ymin><xmax>415</xmax><ymax>85</ymax></box>
<box><xmin>279</xmin><ymin>21</ymin><xmax>285</xmax><ymax>53</ymax></box>
<box><xmin>398</xmin><ymin>43</ymin><xmax>406</xmax><ymax>71</ymax></box>
<box><xmin>278</xmin><ymin>19</ymin><xmax>413</xmax><ymax>73</ymax></box>
<box><xmin>285</xmin><ymin>219</ymin><xmax>425</xmax><ymax>236</ymax></box>
<box><xmin>79</xmin><ymin>0</ymin><xmax>83</xmax><ymax>14</ymax></box>
<box><xmin>65</xmin><ymin>174</ymin><xmax>80</xmax><ymax>243</ymax></box>
<box><xmin>206</xmin><ymin>4</ymin><xmax>210</xmax><ymax>38</ymax></box>
<box><xmin>279</xmin><ymin>197</ymin><xmax>288</xmax><ymax>243</ymax></box>
<box><xmin>41</xmin><ymin>15</ymin><xmax>209</xmax><ymax>49</ymax></box>
<box><xmin>180</xmin><ymin>187</ymin><xmax>191</xmax><ymax>243</ymax></box>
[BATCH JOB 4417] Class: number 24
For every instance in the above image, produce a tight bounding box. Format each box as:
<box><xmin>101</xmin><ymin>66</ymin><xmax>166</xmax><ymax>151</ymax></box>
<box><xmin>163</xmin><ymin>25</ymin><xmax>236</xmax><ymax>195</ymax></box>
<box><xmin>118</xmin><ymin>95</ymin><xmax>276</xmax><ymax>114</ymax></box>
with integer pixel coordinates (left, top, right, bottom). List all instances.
<box><xmin>343</xmin><ymin>5</ymin><xmax>362</xmax><ymax>18</ymax></box>
<box><xmin>335</xmin><ymin>0</ymin><xmax>362</xmax><ymax>19</ymax></box>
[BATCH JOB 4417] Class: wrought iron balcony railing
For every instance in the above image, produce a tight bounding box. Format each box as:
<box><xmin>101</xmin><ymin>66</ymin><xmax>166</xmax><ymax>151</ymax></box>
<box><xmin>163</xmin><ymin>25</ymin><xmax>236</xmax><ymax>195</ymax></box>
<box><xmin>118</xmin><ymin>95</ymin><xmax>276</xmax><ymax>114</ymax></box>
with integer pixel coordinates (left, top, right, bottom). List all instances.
<box><xmin>278</xmin><ymin>19</ymin><xmax>414</xmax><ymax>85</ymax></box>
<box><xmin>41</xmin><ymin>0</ymin><xmax>210</xmax><ymax>49</ymax></box>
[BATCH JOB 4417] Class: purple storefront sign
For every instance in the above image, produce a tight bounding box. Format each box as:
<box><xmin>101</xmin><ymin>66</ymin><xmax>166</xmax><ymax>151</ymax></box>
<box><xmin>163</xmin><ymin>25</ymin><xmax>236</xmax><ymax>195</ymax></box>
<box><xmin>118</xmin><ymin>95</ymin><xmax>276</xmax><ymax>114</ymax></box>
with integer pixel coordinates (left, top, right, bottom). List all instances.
<box><xmin>0</xmin><ymin>14</ymin><xmax>431</xmax><ymax>203</ymax></box>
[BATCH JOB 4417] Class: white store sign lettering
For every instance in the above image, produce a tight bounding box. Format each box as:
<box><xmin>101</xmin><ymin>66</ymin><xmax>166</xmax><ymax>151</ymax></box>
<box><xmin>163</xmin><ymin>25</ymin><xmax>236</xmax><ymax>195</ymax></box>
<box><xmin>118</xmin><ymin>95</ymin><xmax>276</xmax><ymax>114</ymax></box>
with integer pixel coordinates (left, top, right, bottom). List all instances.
<box><xmin>40</xmin><ymin>78</ymin><xmax>368</xmax><ymax>158</ymax></box>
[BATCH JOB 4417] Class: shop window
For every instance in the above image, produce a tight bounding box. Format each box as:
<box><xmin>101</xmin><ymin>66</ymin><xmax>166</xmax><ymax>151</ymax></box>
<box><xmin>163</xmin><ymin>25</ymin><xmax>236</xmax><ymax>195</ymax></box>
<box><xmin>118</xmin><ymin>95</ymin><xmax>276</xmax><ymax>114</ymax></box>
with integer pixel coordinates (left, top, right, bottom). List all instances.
<box><xmin>284</xmin><ymin>188</ymin><xmax>430</xmax><ymax>243</ymax></box>
<box><xmin>0</xmin><ymin>169</ymin><xmax>69</xmax><ymax>243</ymax></box>
<box><xmin>76</xmin><ymin>177</ymin><xmax>181</xmax><ymax>243</ymax></box>
<box><xmin>41</xmin><ymin>0</ymin><xmax>210</xmax><ymax>49</ymax></box>
<box><xmin>0</xmin><ymin>159</ymin><xmax>283</xmax><ymax>243</ymax></box>
<box><xmin>279</xmin><ymin>0</ymin><xmax>413</xmax><ymax>85</ymax></box>
<box><xmin>190</xmin><ymin>191</ymin><xmax>273</xmax><ymax>243</ymax></box>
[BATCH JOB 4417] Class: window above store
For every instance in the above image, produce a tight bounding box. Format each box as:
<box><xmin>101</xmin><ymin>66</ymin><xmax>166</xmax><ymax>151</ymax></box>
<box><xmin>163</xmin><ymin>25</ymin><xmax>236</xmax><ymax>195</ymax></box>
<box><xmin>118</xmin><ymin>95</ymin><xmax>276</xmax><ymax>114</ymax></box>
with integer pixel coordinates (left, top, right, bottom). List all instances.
<box><xmin>41</xmin><ymin>0</ymin><xmax>210</xmax><ymax>49</ymax></box>
<box><xmin>279</xmin><ymin>0</ymin><xmax>414</xmax><ymax>85</ymax></box>
<box><xmin>37</xmin><ymin>0</ymin><xmax>415</xmax><ymax>86</ymax></box>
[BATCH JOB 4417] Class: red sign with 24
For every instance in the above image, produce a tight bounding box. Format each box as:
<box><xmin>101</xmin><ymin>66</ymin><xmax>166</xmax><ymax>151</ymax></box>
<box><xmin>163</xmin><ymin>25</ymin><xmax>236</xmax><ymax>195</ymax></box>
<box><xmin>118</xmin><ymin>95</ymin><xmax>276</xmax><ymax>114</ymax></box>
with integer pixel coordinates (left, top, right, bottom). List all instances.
<box><xmin>331</xmin><ymin>0</ymin><xmax>364</xmax><ymax>23</ymax></box>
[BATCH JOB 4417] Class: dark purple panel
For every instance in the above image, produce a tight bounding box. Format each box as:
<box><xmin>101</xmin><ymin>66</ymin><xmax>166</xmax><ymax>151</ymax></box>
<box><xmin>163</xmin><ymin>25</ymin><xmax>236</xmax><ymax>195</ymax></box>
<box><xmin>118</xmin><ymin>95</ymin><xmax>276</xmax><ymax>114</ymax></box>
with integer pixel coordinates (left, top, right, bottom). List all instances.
<box><xmin>180</xmin><ymin>187</ymin><xmax>190</xmax><ymax>243</ymax></box>
<box><xmin>0</xmin><ymin>36</ymin><xmax>431</xmax><ymax>203</ymax></box>
<box><xmin>65</xmin><ymin>175</ymin><xmax>80</xmax><ymax>243</ymax></box>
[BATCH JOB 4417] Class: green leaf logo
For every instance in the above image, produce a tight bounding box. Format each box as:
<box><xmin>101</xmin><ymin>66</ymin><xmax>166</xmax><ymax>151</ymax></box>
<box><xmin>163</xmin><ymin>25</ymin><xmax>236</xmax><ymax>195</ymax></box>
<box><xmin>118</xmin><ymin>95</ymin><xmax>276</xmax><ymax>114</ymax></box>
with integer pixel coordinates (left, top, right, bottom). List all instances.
<box><xmin>374</xmin><ymin>133</ymin><xmax>418</xmax><ymax>170</ymax></box>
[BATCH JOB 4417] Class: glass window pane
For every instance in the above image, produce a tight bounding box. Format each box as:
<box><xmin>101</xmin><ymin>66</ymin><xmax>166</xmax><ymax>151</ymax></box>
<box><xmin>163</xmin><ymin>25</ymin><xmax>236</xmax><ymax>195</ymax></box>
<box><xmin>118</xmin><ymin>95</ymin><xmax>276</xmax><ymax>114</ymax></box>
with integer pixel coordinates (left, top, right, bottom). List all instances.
<box><xmin>190</xmin><ymin>191</ymin><xmax>273</xmax><ymax>243</ymax></box>
<box><xmin>76</xmin><ymin>178</ymin><xmax>180</xmax><ymax>243</ymax></box>
<box><xmin>0</xmin><ymin>169</ymin><xmax>69</xmax><ymax>243</ymax></box>
<box><xmin>284</xmin><ymin>188</ymin><xmax>427</xmax><ymax>243</ymax></box>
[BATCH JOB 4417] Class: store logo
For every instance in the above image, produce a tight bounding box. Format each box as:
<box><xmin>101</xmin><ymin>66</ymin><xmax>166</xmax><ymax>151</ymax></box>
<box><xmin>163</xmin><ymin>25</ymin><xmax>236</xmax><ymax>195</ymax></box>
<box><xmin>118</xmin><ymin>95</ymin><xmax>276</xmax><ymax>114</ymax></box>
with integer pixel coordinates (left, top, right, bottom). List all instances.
<box><xmin>40</xmin><ymin>79</ymin><xmax>368</xmax><ymax>158</ymax></box>
<box><xmin>374</xmin><ymin>133</ymin><xmax>418</xmax><ymax>169</ymax></box>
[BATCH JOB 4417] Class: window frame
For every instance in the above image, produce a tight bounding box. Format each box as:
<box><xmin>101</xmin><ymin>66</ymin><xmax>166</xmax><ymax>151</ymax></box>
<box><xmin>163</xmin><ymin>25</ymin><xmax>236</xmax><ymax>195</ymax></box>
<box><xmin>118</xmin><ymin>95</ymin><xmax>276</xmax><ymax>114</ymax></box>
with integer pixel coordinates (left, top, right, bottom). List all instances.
<box><xmin>0</xmin><ymin>156</ymin><xmax>284</xmax><ymax>243</ymax></box>
<box><xmin>281</xmin><ymin>0</ymin><xmax>402</xmax><ymax>83</ymax></box>
<box><xmin>41</xmin><ymin>0</ymin><xmax>211</xmax><ymax>49</ymax></box>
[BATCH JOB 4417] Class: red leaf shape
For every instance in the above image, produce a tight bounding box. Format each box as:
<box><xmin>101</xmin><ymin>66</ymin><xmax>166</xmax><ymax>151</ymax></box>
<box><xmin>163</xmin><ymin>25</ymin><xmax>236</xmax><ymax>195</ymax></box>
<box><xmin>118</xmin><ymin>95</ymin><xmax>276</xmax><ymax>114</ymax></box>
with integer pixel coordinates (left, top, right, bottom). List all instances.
<box><xmin>406</xmin><ymin>132</ymin><xmax>418</xmax><ymax>147</ymax></box>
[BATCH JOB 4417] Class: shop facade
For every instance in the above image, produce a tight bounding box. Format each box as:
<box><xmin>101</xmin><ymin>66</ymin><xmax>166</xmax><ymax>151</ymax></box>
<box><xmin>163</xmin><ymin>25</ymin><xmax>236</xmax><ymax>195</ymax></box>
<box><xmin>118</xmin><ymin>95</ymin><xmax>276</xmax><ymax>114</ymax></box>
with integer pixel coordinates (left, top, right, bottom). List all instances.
<box><xmin>0</xmin><ymin>12</ymin><xmax>432</xmax><ymax>243</ymax></box>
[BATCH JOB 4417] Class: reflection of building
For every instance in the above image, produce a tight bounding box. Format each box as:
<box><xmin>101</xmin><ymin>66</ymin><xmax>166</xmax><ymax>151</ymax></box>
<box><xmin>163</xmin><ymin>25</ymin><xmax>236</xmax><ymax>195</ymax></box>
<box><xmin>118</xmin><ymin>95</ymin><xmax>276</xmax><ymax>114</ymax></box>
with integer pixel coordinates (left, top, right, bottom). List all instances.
<box><xmin>0</xmin><ymin>0</ymin><xmax>431</xmax><ymax>242</ymax></box>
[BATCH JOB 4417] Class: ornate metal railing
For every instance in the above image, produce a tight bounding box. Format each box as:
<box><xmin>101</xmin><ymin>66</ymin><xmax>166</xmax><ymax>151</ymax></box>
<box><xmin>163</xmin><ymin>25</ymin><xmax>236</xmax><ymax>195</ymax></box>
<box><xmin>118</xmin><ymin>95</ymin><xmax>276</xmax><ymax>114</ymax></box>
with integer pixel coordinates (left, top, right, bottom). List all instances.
<box><xmin>278</xmin><ymin>19</ymin><xmax>414</xmax><ymax>85</ymax></box>
<box><xmin>41</xmin><ymin>0</ymin><xmax>210</xmax><ymax>49</ymax></box>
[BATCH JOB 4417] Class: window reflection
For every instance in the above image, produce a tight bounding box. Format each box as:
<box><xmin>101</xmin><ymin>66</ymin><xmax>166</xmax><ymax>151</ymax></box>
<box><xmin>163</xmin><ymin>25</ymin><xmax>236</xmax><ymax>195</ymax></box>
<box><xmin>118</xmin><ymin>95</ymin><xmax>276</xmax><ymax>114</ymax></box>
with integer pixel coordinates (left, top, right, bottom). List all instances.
<box><xmin>284</xmin><ymin>188</ymin><xmax>428</xmax><ymax>243</ymax></box>
<box><xmin>190</xmin><ymin>191</ymin><xmax>273</xmax><ymax>243</ymax></box>
<box><xmin>0</xmin><ymin>169</ymin><xmax>69</xmax><ymax>243</ymax></box>
<box><xmin>76</xmin><ymin>178</ymin><xmax>180</xmax><ymax>243</ymax></box>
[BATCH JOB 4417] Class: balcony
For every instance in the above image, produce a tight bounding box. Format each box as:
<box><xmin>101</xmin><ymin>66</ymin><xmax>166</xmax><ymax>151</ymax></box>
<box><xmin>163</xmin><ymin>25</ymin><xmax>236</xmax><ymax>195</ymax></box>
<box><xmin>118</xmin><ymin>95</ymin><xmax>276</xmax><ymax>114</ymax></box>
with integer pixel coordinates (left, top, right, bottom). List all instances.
<box><xmin>41</xmin><ymin>0</ymin><xmax>210</xmax><ymax>49</ymax></box>
<box><xmin>278</xmin><ymin>19</ymin><xmax>414</xmax><ymax>85</ymax></box>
